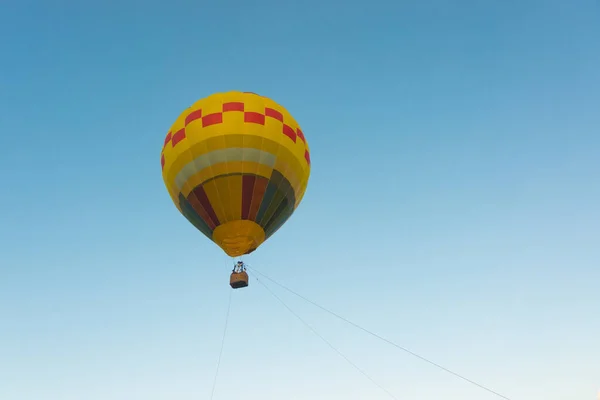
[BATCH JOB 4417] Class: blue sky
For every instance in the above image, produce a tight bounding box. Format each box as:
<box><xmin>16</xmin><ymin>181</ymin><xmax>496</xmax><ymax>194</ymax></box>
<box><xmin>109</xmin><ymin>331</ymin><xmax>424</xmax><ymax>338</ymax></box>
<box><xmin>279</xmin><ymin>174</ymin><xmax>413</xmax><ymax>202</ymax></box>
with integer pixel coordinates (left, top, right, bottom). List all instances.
<box><xmin>1</xmin><ymin>0</ymin><xmax>599</xmax><ymax>399</ymax></box>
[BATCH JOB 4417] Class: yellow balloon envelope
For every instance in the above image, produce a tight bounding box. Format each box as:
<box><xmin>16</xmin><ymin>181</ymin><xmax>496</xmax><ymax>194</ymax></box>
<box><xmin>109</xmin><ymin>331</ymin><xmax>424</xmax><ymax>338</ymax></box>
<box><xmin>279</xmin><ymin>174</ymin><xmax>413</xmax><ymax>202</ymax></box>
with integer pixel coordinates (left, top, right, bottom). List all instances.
<box><xmin>161</xmin><ymin>91</ymin><xmax>311</xmax><ymax>257</ymax></box>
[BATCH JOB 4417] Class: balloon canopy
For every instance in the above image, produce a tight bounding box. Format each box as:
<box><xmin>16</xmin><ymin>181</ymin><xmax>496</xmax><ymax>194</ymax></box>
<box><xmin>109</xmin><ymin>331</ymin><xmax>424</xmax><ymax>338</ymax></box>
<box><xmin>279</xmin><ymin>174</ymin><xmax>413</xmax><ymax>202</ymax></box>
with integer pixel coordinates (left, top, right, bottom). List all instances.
<box><xmin>160</xmin><ymin>91</ymin><xmax>311</xmax><ymax>257</ymax></box>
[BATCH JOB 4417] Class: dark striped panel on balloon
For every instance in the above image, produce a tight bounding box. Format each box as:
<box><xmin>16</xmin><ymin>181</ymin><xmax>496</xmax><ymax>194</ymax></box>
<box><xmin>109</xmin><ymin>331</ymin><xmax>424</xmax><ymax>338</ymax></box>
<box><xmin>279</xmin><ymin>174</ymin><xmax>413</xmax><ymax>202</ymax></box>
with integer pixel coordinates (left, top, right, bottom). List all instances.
<box><xmin>262</xmin><ymin>173</ymin><xmax>295</xmax><ymax>233</ymax></box>
<box><xmin>264</xmin><ymin>197</ymin><xmax>294</xmax><ymax>238</ymax></box>
<box><xmin>255</xmin><ymin>178</ymin><xmax>277</xmax><ymax>224</ymax></box>
<box><xmin>186</xmin><ymin>197</ymin><xmax>217</xmax><ymax>230</ymax></box>
<box><xmin>178</xmin><ymin>193</ymin><xmax>214</xmax><ymax>239</ymax></box>
<box><xmin>260</xmin><ymin>190</ymin><xmax>284</xmax><ymax>229</ymax></box>
<box><xmin>187</xmin><ymin>185</ymin><xmax>220</xmax><ymax>228</ymax></box>
<box><xmin>256</xmin><ymin>169</ymin><xmax>294</xmax><ymax>224</ymax></box>
<box><xmin>248</xmin><ymin>176</ymin><xmax>269</xmax><ymax>221</ymax></box>
<box><xmin>265</xmin><ymin>213</ymin><xmax>293</xmax><ymax>238</ymax></box>
<box><xmin>241</xmin><ymin>175</ymin><xmax>256</xmax><ymax>219</ymax></box>
<box><xmin>256</xmin><ymin>169</ymin><xmax>296</xmax><ymax>237</ymax></box>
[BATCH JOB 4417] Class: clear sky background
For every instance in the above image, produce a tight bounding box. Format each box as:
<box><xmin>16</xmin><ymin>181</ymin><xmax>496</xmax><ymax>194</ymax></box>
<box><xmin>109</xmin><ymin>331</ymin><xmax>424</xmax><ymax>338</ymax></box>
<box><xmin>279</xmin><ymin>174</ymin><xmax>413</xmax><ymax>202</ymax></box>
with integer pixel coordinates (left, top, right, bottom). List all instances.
<box><xmin>1</xmin><ymin>1</ymin><xmax>599</xmax><ymax>399</ymax></box>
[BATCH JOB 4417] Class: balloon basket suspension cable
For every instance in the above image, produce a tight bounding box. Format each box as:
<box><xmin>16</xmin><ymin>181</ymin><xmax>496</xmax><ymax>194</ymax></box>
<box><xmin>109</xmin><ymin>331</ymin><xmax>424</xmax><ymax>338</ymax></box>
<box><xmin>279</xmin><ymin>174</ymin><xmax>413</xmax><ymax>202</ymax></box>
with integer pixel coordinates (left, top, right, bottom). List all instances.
<box><xmin>244</xmin><ymin>264</ymin><xmax>400</xmax><ymax>400</ymax></box>
<box><xmin>209</xmin><ymin>287</ymin><xmax>233</xmax><ymax>400</ymax></box>
<box><xmin>244</xmin><ymin>264</ymin><xmax>513</xmax><ymax>400</ymax></box>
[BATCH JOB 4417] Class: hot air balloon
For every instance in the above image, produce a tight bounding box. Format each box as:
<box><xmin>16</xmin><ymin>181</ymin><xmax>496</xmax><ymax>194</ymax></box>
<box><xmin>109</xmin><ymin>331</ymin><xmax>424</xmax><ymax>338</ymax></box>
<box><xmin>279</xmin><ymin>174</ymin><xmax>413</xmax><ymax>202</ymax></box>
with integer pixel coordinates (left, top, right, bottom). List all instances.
<box><xmin>160</xmin><ymin>91</ymin><xmax>311</xmax><ymax>288</ymax></box>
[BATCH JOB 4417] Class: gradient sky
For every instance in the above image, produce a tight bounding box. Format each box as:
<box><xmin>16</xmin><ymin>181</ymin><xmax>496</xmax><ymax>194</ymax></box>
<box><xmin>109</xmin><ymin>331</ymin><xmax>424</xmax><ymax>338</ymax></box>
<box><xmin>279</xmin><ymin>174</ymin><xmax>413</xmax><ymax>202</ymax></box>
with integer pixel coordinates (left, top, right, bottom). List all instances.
<box><xmin>1</xmin><ymin>1</ymin><xmax>599</xmax><ymax>399</ymax></box>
